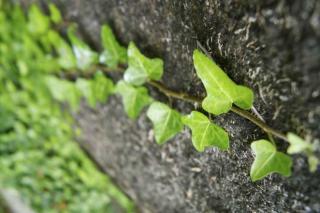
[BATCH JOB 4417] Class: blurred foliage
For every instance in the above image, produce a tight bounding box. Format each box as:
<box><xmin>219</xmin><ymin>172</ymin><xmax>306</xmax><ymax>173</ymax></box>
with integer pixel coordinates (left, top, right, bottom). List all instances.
<box><xmin>0</xmin><ymin>1</ymin><xmax>134</xmax><ymax>212</ymax></box>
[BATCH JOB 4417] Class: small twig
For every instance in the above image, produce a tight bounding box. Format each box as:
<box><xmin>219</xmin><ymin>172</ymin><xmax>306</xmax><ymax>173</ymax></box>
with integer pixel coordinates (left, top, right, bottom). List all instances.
<box><xmin>251</xmin><ymin>106</ymin><xmax>265</xmax><ymax>122</ymax></box>
<box><xmin>251</xmin><ymin>106</ymin><xmax>277</xmax><ymax>144</ymax></box>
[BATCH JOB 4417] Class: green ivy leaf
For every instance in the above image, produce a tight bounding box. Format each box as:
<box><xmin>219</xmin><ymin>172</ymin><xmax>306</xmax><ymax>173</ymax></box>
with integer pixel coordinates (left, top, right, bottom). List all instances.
<box><xmin>124</xmin><ymin>42</ymin><xmax>163</xmax><ymax>85</ymax></box>
<box><xmin>76</xmin><ymin>78</ymin><xmax>96</xmax><ymax>107</ymax></box>
<box><xmin>287</xmin><ymin>133</ymin><xmax>313</xmax><ymax>154</ymax></box>
<box><xmin>250</xmin><ymin>140</ymin><xmax>292</xmax><ymax>181</ymax></box>
<box><xmin>76</xmin><ymin>73</ymin><xmax>114</xmax><ymax>108</ymax></box>
<box><xmin>11</xmin><ymin>6</ymin><xmax>27</xmax><ymax>37</ymax></box>
<box><xmin>287</xmin><ymin>133</ymin><xmax>319</xmax><ymax>172</ymax></box>
<box><xmin>47</xmin><ymin>30</ymin><xmax>76</xmax><ymax>69</ymax></box>
<box><xmin>193</xmin><ymin>50</ymin><xmax>254</xmax><ymax>115</ymax></box>
<box><xmin>48</xmin><ymin>3</ymin><xmax>62</xmax><ymax>24</ymax></box>
<box><xmin>146</xmin><ymin>102</ymin><xmax>183</xmax><ymax>145</ymax></box>
<box><xmin>308</xmin><ymin>155</ymin><xmax>319</xmax><ymax>173</ymax></box>
<box><xmin>182</xmin><ymin>111</ymin><xmax>229</xmax><ymax>152</ymax></box>
<box><xmin>67</xmin><ymin>26</ymin><xmax>99</xmax><ymax>70</ymax></box>
<box><xmin>99</xmin><ymin>25</ymin><xmax>127</xmax><ymax>68</ymax></box>
<box><xmin>115</xmin><ymin>80</ymin><xmax>152</xmax><ymax>119</ymax></box>
<box><xmin>46</xmin><ymin>76</ymin><xmax>81</xmax><ymax>111</ymax></box>
<box><xmin>0</xmin><ymin>106</ymin><xmax>15</xmax><ymax>133</ymax></box>
<box><xmin>91</xmin><ymin>72</ymin><xmax>114</xmax><ymax>103</ymax></box>
<box><xmin>27</xmin><ymin>4</ymin><xmax>50</xmax><ymax>35</ymax></box>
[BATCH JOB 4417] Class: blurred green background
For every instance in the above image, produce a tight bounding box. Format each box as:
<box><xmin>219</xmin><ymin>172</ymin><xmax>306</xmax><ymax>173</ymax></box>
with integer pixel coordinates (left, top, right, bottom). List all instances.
<box><xmin>0</xmin><ymin>1</ymin><xmax>134</xmax><ymax>212</ymax></box>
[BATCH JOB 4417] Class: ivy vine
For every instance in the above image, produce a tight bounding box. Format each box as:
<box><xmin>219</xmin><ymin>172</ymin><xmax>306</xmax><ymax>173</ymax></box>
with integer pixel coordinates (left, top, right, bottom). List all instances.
<box><xmin>21</xmin><ymin>3</ymin><xmax>320</xmax><ymax>182</ymax></box>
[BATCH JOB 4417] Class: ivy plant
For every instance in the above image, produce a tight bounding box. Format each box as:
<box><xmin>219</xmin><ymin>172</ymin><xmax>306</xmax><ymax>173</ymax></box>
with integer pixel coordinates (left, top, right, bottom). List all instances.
<box><xmin>46</xmin><ymin>76</ymin><xmax>81</xmax><ymax>111</ymax></box>
<box><xmin>99</xmin><ymin>25</ymin><xmax>127</xmax><ymax>68</ymax></box>
<box><xmin>27</xmin><ymin>4</ymin><xmax>50</xmax><ymax>35</ymax></box>
<box><xmin>124</xmin><ymin>42</ymin><xmax>163</xmax><ymax>86</ymax></box>
<box><xmin>146</xmin><ymin>102</ymin><xmax>184</xmax><ymax>144</ymax></box>
<box><xmin>193</xmin><ymin>50</ymin><xmax>254</xmax><ymax>115</ymax></box>
<box><xmin>67</xmin><ymin>25</ymin><xmax>99</xmax><ymax>70</ymax></box>
<box><xmin>69</xmin><ymin>22</ymin><xmax>319</xmax><ymax>182</ymax></box>
<box><xmin>48</xmin><ymin>3</ymin><xmax>62</xmax><ymax>24</ymax></box>
<box><xmin>287</xmin><ymin>133</ymin><xmax>319</xmax><ymax>172</ymax></box>
<box><xmin>250</xmin><ymin>140</ymin><xmax>292</xmax><ymax>181</ymax></box>
<box><xmin>3</xmin><ymin>2</ymin><xmax>318</xmax><ymax>191</ymax></box>
<box><xmin>91</xmin><ymin>72</ymin><xmax>115</xmax><ymax>104</ymax></box>
<box><xmin>47</xmin><ymin>30</ymin><xmax>76</xmax><ymax>69</ymax></box>
<box><xmin>182</xmin><ymin>111</ymin><xmax>229</xmax><ymax>152</ymax></box>
<box><xmin>115</xmin><ymin>80</ymin><xmax>153</xmax><ymax>119</ymax></box>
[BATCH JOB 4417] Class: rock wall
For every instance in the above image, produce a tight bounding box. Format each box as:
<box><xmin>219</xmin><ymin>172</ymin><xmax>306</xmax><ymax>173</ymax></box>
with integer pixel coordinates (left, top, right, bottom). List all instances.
<box><xmin>52</xmin><ymin>0</ymin><xmax>319</xmax><ymax>212</ymax></box>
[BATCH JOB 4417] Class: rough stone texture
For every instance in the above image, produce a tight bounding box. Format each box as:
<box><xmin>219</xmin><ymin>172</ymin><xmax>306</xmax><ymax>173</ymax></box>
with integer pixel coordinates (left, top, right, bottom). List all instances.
<box><xmin>51</xmin><ymin>0</ymin><xmax>319</xmax><ymax>212</ymax></box>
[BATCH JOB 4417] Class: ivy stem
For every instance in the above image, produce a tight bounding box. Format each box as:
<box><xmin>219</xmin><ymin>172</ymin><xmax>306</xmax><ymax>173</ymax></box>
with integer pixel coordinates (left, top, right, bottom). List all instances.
<box><xmin>229</xmin><ymin>107</ymin><xmax>288</xmax><ymax>142</ymax></box>
<box><xmin>148</xmin><ymin>80</ymin><xmax>202</xmax><ymax>103</ymax></box>
<box><xmin>61</xmin><ymin>65</ymin><xmax>288</xmax><ymax>142</ymax></box>
<box><xmin>147</xmin><ymin>80</ymin><xmax>288</xmax><ymax>142</ymax></box>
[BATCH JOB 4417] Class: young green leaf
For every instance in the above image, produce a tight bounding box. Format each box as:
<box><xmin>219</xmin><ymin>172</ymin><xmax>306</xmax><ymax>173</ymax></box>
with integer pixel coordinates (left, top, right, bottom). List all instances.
<box><xmin>91</xmin><ymin>72</ymin><xmax>114</xmax><ymax>103</ymax></box>
<box><xmin>47</xmin><ymin>30</ymin><xmax>76</xmax><ymax>69</ymax></box>
<box><xmin>46</xmin><ymin>76</ymin><xmax>81</xmax><ymax>111</ymax></box>
<box><xmin>124</xmin><ymin>42</ymin><xmax>163</xmax><ymax>85</ymax></box>
<box><xmin>250</xmin><ymin>140</ymin><xmax>292</xmax><ymax>181</ymax></box>
<box><xmin>99</xmin><ymin>25</ymin><xmax>127</xmax><ymax>68</ymax></box>
<box><xmin>48</xmin><ymin>3</ymin><xmax>62</xmax><ymax>24</ymax></box>
<box><xmin>76</xmin><ymin>78</ymin><xmax>96</xmax><ymax>107</ymax></box>
<box><xmin>182</xmin><ymin>111</ymin><xmax>229</xmax><ymax>152</ymax></box>
<box><xmin>287</xmin><ymin>133</ymin><xmax>319</xmax><ymax>172</ymax></box>
<box><xmin>27</xmin><ymin>4</ymin><xmax>50</xmax><ymax>35</ymax></box>
<box><xmin>76</xmin><ymin>74</ymin><xmax>114</xmax><ymax>108</ymax></box>
<box><xmin>0</xmin><ymin>106</ymin><xmax>15</xmax><ymax>133</ymax></box>
<box><xmin>115</xmin><ymin>81</ymin><xmax>153</xmax><ymax>119</ymax></box>
<box><xmin>146</xmin><ymin>102</ymin><xmax>183</xmax><ymax>145</ymax></box>
<box><xmin>193</xmin><ymin>50</ymin><xmax>254</xmax><ymax>115</ymax></box>
<box><xmin>308</xmin><ymin>155</ymin><xmax>319</xmax><ymax>172</ymax></box>
<box><xmin>67</xmin><ymin>26</ymin><xmax>99</xmax><ymax>70</ymax></box>
<box><xmin>287</xmin><ymin>133</ymin><xmax>313</xmax><ymax>154</ymax></box>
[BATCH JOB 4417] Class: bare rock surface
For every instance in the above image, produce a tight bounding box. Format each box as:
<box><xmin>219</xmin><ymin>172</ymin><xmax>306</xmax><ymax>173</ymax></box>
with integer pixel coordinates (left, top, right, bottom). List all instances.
<box><xmin>50</xmin><ymin>0</ymin><xmax>319</xmax><ymax>212</ymax></box>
